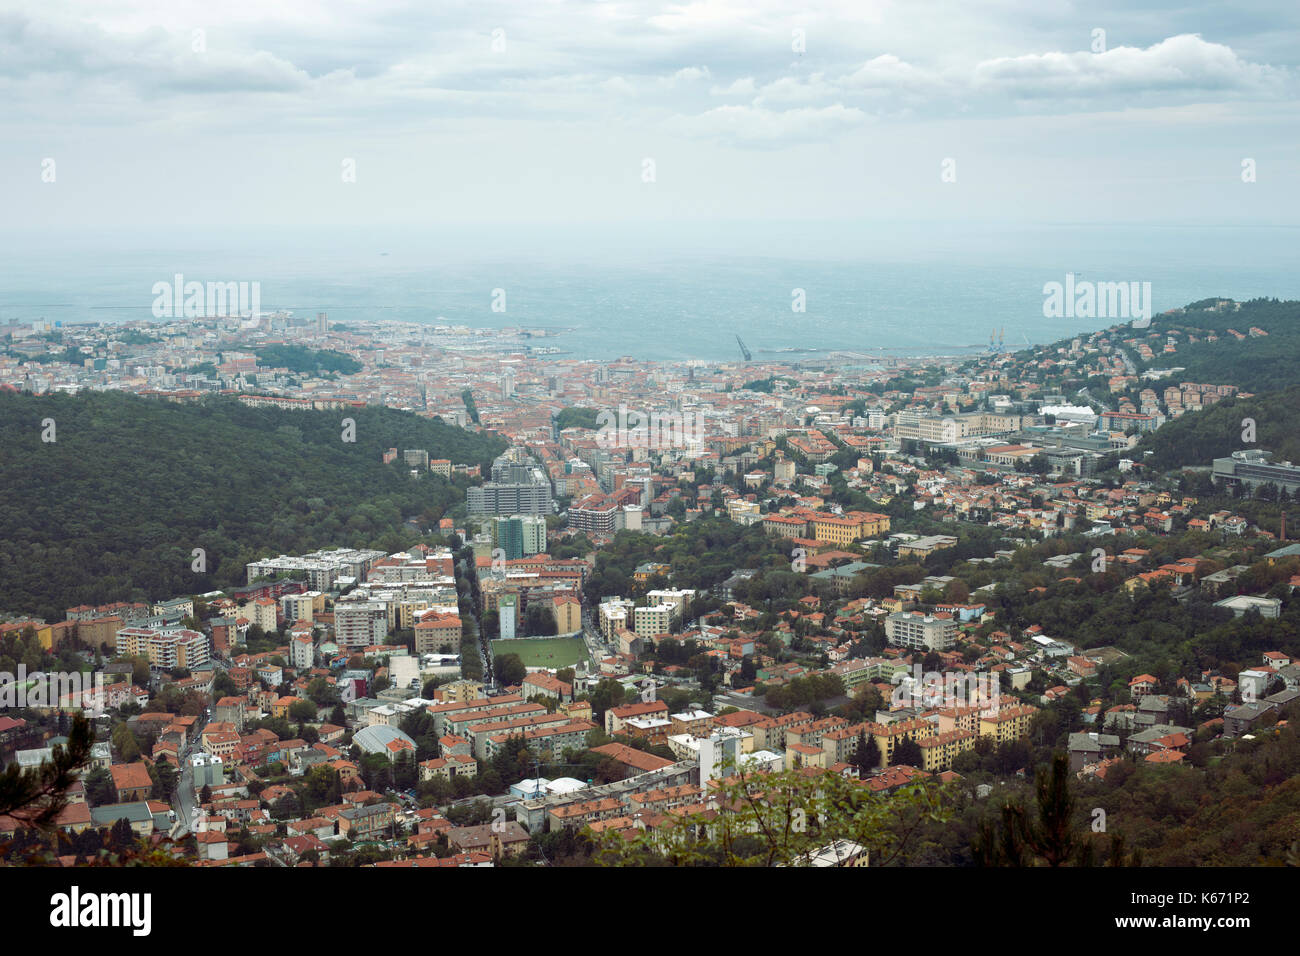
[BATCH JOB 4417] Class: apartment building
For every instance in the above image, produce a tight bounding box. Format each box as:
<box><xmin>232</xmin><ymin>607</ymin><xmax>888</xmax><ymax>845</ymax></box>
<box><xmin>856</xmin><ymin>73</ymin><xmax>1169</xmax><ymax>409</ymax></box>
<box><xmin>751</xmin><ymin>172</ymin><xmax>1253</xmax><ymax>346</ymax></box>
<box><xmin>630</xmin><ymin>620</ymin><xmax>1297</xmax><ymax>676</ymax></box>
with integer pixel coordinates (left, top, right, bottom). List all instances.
<box><xmin>467</xmin><ymin>474</ymin><xmax>553</xmax><ymax>516</ymax></box>
<box><xmin>414</xmin><ymin>614</ymin><xmax>462</xmax><ymax>656</ymax></box>
<box><xmin>978</xmin><ymin>704</ymin><xmax>1038</xmax><ymax>743</ymax></box>
<box><xmin>334</xmin><ymin>601</ymin><xmax>389</xmax><ymax>649</ymax></box>
<box><xmin>116</xmin><ymin>627</ymin><xmax>210</xmax><ymax>670</ymax></box>
<box><xmin>246</xmin><ymin>548</ymin><xmax>386</xmax><ymax>590</ymax></box>
<box><xmin>884</xmin><ymin>612</ymin><xmax>958</xmax><ymax>652</ymax></box>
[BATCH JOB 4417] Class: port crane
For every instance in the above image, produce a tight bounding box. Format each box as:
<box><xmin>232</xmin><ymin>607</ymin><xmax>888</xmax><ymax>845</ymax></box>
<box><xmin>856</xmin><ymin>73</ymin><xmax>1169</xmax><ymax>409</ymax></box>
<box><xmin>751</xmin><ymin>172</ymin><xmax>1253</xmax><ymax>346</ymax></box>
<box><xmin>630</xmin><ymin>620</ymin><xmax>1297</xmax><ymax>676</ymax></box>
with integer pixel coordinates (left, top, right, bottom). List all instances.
<box><xmin>736</xmin><ymin>335</ymin><xmax>752</xmax><ymax>361</ymax></box>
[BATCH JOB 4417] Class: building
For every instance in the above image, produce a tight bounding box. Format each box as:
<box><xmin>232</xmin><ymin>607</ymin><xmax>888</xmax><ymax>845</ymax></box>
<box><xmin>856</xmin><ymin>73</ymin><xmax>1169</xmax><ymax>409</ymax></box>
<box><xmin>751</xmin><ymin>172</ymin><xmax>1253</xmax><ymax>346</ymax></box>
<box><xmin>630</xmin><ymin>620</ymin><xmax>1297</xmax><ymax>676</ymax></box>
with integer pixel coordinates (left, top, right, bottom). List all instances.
<box><xmin>467</xmin><ymin>466</ymin><xmax>553</xmax><ymax>516</ymax></box>
<box><xmin>896</xmin><ymin>535</ymin><xmax>958</xmax><ymax>560</ymax></box>
<box><xmin>552</xmin><ymin>594</ymin><xmax>582</xmax><ymax>636</ymax></box>
<box><xmin>334</xmin><ymin>601</ymin><xmax>389</xmax><ymax>649</ymax></box>
<box><xmin>352</xmin><ymin>725</ymin><xmax>418</xmax><ymax>762</ymax></box>
<box><xmin>1212</xmin><ymin>449</ymin><xmax>1300</xmax><ymax>495</ymax></box>
<box><xmin>498</xmin><ymin>594</ymin><xmax>518</xmax><ymax>641</ymax></box>
<box><xmin>246</xmin><ymin>548</ymin><xmax>387</xmax><ymax>590</ymax></box>
<box><xmin>289</xmin><ymin>630</ymin><xmax>315</xmax><ymax>670</ymax></box>
<box><xmin>109</xmin><ymin>762</ymin><xmax>154</xmax><ymax>803</ymax></box>
<box><xmin>493</xmin><ymin>515</ymin><xmax>547</xmax><ymax>559</ymax></box>
<box><xmin>521</xmin><ymin>672</ymin><xmax>574</xmax><ymax>703</ymax></box>
<box><xmin>115</xmin><ymin>627</ymin><xmax>210</xmax><ymax>671</ymax></box>
<box><xmin>568</xmin><ymin>495</ymin><xmax>619</xmax><ymax>536</ymax></box>
<box><xmin>597</xmin><ymin>598</ymin><xmax>636</xmax><ymax>642</ymax></box>
<box><xmin>415</xmin><ymin>614</ymin><xmax>462</xmax><ymax>656</ymax></box>
<box><xmin>884</xmin><ymin>612</ymin><xmax>958</xmax><ymax>652</ymax></box>
<box><xmin>1213</xmin><ymin>595</ymin><xmax>1283</xmax><ymax>619</ymax></box>
<box><xmin>810</xmin><ymin>512</ymin><xmax>890</xmax><ymax>545</ymax></box>
<box><xmin>633</xmin><ymin>604</ymin><xmax>673</xmax><ymax>637</ymax></box>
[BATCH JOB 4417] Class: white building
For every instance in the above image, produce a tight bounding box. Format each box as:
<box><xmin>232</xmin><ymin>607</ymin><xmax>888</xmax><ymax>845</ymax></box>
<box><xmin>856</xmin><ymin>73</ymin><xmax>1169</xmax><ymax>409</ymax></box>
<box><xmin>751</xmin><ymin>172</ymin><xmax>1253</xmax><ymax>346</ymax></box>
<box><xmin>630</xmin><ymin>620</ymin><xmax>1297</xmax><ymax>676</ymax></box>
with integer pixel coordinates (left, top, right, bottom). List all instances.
<box><xmin>334</xmin><ymin>601</ymin><xmax>389</xmax><ymax>649</ymax></box>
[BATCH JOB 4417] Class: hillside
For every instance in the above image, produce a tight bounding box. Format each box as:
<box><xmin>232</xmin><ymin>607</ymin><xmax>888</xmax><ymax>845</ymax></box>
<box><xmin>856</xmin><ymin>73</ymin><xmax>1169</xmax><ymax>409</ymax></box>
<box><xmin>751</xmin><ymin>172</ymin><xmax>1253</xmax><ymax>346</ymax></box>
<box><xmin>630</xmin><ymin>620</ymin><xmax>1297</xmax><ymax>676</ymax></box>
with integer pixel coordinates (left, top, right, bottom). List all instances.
<box><xmin>0</xmin><ymin>392</ymin><xmax>507</xmax><ymax>620</ymax></box>
<box><xmin>1137</xmin><ymin>297</ymin><xmax>1300</xmax><ymax>393</ymax></box>
<box><xmin>254</xmin><ymin>344</ymin><xmax>362</xmax><ymax>375</ymax></box>
<box><xmin>1135</xmin><ymin>385</ymin><xmax>1300</xmax><ymax>471</ymax></box>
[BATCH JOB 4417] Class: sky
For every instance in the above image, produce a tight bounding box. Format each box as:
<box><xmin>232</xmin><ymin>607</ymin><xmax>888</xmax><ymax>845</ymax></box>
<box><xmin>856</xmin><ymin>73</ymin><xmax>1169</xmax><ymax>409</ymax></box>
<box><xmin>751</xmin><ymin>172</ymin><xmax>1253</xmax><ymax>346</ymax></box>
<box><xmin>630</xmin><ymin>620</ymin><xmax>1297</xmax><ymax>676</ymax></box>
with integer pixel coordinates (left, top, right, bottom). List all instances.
<box><xmin>2</xmin><ymin>0</ymin><xmax>1298</xmax><ymax>237</ymax></box>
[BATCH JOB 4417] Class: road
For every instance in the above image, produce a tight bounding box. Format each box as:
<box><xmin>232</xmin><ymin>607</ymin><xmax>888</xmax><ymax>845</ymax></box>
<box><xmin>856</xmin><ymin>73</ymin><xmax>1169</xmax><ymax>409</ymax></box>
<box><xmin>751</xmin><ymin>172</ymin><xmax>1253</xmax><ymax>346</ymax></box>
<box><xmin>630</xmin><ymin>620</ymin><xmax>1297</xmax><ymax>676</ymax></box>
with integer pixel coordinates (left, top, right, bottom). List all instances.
<box><xmin>581</xmin><ymin>611</ymin><xmax>613</xmax><ymax>664</ymax></box>
<box><xmin>1116</xmin><ymin>346</ymin><xmax>1138</xmax><ymax>376</ymax></box>
<box><xmin>170</xmin><ymin>735</ymin><xmax>198</xmax><ymax>838</ymax></box>
<box><xmin>1076</xmin><ymin>387</ymin><xmax>1111</xmax><ymax>414</ymax></box>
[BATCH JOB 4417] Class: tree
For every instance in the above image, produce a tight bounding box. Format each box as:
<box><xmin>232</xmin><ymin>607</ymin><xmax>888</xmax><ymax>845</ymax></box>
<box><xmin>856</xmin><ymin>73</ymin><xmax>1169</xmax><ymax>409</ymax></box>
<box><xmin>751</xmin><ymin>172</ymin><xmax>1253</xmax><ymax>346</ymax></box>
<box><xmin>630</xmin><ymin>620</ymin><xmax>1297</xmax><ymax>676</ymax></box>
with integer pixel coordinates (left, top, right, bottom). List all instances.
<box><xmin>150</xmin><ymin>760</ymin><xmax>178</xmax><ymax>801</ymax></box>
<box><xmin>289</xmin><ymin>699</ymin><xmax>318</xmax><ymax>722</ymax></box>
<box><xmin>591</xmin><ymin>763</ymin><xmax>948</xmax><ymax>867</ymax></box>
<box><xmin>83</xmin><ymin>766</ymin><xmax>116</xmax><ymax>808</ymax></box>
<box><xmin>494</xmin><ymin>653</ymin><xmax>527</xmax><ymax>687</ymax></box>
<box><xmin>973</xmin><ymin>752</ymin><xmax>1080</xmax><ymax>867</ymax></box>
<box><xmin>109</xmin><ymin>817</ymin><xmax>136</xmax><ymax>849</ymax></box>
<box><xmin>307</xmin><ymin>677</ymin><xmax>337</xmax><ymax>707</ymax></box>
<box><xmin>111</xmin><ymin>722</ymin><xmax>141</xmax><ymax>763</ymax></box>
<box><xmin>890</xmin><ymin>736</ymin><xmax>922</xmax><ymax>768</ymax></box>
<box><xmin>0</xmin><ymin>715</ymin><xmax>94</xmax><ymax>830</ymax></box>
<box><xmin>393</xmin><ymin>751</ymin><xmax>417</xmax><ymax>791</ymax></box>
<box><xmin>303</xmin><ymin>766</ymin><xmax>341</xmax><ymax>809</ymax></box>
<box><xmin>856</xmin><ymin>732</ymin><xmax>882</xmax><ymax>773</ymax></box>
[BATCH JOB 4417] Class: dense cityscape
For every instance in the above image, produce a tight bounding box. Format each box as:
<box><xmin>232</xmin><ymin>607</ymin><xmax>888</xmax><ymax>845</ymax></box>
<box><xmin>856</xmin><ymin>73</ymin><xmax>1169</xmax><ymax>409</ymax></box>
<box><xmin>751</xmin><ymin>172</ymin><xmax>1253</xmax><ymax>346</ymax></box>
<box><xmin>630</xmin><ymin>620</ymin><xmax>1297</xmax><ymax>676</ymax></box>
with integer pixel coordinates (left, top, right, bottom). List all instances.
<box><xmin>2</xmin><ymin>293</ymin><xmax>1299</xmax><ymax>874</ymax></box>
<box><xmin>4</xmin><ymin>0</ymin><xmax>1298</xmax><ymax>938</ymax></box>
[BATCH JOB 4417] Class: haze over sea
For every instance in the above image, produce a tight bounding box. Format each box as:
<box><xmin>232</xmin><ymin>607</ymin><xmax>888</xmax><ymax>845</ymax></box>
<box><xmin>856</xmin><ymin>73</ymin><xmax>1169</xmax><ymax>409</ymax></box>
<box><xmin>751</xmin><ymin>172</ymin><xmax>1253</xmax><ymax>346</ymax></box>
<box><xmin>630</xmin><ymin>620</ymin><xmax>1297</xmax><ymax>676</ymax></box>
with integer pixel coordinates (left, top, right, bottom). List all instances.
<box><xmin>2</xmin><ymin>222</ymin><xmax>1297</xmax><ymax>362</ymax></box>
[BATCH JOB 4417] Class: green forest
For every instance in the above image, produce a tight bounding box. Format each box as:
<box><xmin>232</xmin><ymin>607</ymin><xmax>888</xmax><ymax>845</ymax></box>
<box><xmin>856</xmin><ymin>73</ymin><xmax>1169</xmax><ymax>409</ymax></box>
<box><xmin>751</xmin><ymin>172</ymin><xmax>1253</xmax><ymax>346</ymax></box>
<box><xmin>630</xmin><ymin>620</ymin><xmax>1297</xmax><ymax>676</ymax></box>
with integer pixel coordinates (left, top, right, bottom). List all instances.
<box><xmin>554</xmin><ymin>407</ymin><xmax>601</xmax><ymax>430</ymax></box>
<box><xmin>1136</xmin><ymin>385</ymin><xmax>1300</xmax><ymax>471</ymax></box>
<box><xmin>1143</xmin><ymin>297</ymin><xmax>1300</xmax><ymax>393</ymax></box>
<box><xmin>0</xmin><ymin>391</ymin><xmax>506</xmax><ymax>619</ymax></box>
<box><xmin>254</xmin><ymin>344</ymin><xmax>362</xmax><ymax>375</ymax></box>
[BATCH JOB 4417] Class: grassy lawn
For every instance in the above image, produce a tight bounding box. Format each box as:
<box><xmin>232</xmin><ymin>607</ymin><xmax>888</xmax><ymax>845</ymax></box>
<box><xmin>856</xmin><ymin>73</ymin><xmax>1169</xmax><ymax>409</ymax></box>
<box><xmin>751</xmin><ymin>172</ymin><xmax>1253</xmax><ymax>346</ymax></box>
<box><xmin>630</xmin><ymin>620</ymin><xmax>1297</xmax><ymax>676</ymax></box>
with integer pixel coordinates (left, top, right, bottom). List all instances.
<box><xmin>491</xmin><ymin>636</ymin><xmax>589</xmax><ymax>668</ymax></box>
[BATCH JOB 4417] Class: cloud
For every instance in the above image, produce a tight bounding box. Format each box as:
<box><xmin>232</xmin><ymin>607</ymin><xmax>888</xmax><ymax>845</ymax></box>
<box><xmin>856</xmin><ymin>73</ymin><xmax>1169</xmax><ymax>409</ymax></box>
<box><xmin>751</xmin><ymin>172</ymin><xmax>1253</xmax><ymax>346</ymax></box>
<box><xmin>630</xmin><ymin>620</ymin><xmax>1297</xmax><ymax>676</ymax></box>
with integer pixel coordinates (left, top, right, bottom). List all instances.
<box><xmin>710</xmin><ymin>76</ymin><xmax>755</xmax><ymax>96</ymax></box>
<box><xmin>970</xmin><ymin>34</ymin><xmax>1289</xmax><ymax>99</ymax></box>
<box><xmin>664</xmin><ymin>103</ymin><xmax>867</xmax><ymax>145</ymax></box>
<box><xmin>673</xmin><ymin>65</ymin><xmax>711</xmax><ymax>82</ymax></box>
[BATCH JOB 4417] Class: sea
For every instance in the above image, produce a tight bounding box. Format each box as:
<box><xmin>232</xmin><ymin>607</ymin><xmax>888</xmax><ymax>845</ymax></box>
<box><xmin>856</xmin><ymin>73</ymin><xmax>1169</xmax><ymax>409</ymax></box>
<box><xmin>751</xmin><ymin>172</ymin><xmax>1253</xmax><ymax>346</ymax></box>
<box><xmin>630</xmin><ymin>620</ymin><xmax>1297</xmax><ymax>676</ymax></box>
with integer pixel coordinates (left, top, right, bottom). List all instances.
<box><xmin>1</xmin><ymin>222</ymin><xmax>1297</xmax><ymax>362</ymax></box>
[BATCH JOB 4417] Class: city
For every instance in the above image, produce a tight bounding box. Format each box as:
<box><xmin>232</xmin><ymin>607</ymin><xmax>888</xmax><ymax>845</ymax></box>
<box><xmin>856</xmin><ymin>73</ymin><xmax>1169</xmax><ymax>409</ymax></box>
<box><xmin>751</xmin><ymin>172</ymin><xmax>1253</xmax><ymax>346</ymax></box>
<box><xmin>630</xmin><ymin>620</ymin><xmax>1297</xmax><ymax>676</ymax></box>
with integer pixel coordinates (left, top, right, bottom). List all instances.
<box><xmin>2</xmin><ymin>0</ymin><xmax>1296</xmax><ymax>937</ymax></box>
<box><xmin>3</xmin><ymin>295</ymin><xmax>1299</xmax><ymax>877</ymax></box>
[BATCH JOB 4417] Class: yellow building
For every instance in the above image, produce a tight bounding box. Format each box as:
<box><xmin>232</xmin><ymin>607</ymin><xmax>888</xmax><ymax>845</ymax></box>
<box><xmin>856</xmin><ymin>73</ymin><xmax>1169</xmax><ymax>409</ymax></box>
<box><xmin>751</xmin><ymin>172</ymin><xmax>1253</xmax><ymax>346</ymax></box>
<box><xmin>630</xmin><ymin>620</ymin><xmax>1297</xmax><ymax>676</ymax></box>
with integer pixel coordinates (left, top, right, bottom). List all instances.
<box><xmin>860</xmin><ymin>718</ymin><xmax>934</xmax><ymax>765</ymax></box>
<box><xmin>810</xmin><ymin>515</ymin><xmax>864</xmax><ymax>546</ymax></box>
<box><xmin>786</xmin><ymin>742</ymin><xmax>827</xmax><ymax>770</ymax></box>
<box><xmin>560</xmin><ymin>700</ymin><xmax>593</xmax><ymax>721</ymax></box>
<box><xmin>977</xmin><ymin>704</ymin><xmax>1037</xmax><ymax>743</ymax></box>
<box><xmin>916</xmin><ymin>729</ymin><xmax>976</xmax><ymax>771</ymax></box>
<box><xmin>552</xmin><ymin>594</ymin><xmax>582</xmax><ymax>635</ymax></box>
<box><xmin>810</xmin><ymin>511</ymin><xmax>891</xmax><ymax>545</ymax></box>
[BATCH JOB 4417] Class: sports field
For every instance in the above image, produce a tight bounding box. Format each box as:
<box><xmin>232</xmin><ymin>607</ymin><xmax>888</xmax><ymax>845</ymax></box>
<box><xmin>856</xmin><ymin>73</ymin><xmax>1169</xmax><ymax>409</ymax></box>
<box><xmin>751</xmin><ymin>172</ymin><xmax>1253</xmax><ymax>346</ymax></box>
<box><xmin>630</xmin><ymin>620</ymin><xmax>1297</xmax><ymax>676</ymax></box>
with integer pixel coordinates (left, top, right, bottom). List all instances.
<box><xmin>490</xmin><ymin>636</ymin><xmax>589</xmax><ymax>668</ymax></box>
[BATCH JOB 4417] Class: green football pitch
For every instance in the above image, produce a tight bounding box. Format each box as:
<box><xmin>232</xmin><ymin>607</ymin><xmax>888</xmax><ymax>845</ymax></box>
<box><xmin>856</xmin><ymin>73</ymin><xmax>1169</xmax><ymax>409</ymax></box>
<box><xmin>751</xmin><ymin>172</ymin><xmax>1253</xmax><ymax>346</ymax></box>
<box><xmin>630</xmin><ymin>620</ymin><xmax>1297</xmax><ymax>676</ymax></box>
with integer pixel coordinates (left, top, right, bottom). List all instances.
<box><xmin>490</xmin><ymin>636</ymin><xmax>589</xmax><ymax>668</ymax></box>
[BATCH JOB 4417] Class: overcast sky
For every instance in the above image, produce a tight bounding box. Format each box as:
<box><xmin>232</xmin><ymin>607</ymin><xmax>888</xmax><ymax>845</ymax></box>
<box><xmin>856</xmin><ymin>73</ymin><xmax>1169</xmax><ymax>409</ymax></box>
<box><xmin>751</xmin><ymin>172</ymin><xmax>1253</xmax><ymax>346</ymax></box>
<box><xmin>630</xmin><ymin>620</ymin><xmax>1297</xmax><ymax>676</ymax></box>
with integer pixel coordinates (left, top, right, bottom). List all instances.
<box><xmin>4</xmin><ymin>0</ymin><xmax>1298</xmax><ymax>232</ymax></box>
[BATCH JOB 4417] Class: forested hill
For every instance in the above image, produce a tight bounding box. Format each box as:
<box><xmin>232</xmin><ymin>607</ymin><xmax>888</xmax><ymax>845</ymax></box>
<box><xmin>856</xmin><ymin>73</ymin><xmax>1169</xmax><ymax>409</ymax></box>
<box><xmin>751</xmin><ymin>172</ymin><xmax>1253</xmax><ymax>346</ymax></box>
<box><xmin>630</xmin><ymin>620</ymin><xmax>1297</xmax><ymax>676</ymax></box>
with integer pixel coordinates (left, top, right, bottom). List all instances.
<box><xmin>1136</xmin><ymin>385</ymin><xmax>1300</xmax><ymax>472</ymax></box>
<box><xmin>1140</xmin><ymin>297</ymin><xmax>1300</xmax><ymax>393</ymax></box>
<box><xmin>0</xmin><ymin>392</ymin><xmax>507</xmax><ymax>620</ymax></box>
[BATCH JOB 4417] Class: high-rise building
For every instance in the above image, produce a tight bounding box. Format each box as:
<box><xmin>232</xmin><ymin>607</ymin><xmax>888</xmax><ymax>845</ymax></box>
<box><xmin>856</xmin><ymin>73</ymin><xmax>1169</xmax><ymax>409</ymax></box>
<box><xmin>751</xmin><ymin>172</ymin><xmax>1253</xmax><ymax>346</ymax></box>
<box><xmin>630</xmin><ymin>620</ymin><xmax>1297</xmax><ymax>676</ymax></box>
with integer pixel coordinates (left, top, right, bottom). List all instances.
<box><xmin>493</xmin><ymin>514</ymin><xmax>547</xmax><ymax>559</ymax></box>
<box><xmin>498</xmin><ymin>594</ymin><xmax>518</xmax><ymax>641</ymax></box>
<box><xmin>334</xmin><ymin>601</ymin><xmax>389</xmax><ymax>649</ymax></box>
